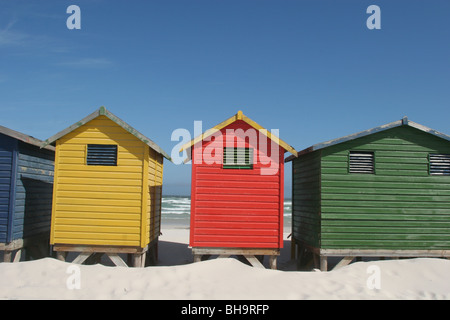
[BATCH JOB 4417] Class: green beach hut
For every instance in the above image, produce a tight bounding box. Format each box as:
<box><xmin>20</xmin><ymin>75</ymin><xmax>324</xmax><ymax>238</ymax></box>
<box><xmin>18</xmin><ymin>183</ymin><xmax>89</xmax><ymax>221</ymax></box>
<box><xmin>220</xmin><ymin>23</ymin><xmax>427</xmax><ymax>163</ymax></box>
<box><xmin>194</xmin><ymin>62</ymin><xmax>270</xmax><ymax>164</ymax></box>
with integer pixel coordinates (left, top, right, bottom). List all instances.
<box><xmin>286</xmin><ymin>117</ymin><xmax>450</xmax><ymax>271</ymax></box>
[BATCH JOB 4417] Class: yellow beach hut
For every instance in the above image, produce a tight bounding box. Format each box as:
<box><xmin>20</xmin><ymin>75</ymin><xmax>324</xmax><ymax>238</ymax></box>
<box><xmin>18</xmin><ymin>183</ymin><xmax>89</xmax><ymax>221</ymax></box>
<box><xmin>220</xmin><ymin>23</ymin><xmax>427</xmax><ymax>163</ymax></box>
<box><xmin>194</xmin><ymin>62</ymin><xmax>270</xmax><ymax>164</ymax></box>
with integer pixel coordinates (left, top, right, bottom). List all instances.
<box><xmin>42</xmin><ymin>107</ymin><xmax>170</xmax><ymax>267</ymax></box>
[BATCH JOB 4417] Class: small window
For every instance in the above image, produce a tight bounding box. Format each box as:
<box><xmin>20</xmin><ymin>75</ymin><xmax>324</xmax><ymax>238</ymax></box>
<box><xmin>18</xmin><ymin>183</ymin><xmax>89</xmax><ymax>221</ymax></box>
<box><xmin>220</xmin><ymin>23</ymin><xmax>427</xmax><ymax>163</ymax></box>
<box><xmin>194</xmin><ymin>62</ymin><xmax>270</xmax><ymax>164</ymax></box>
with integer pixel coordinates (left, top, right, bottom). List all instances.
<box><xmin>349</xmin><ymin>151</ymin><xmax>374</xmax><ymax>174</ymax></box>
<box><xmin>429</xmin><ymin>154</ymin><xmax>450</xmax><ymax>176</ymax></box>
<box><xmin>86</xmin><ymin>144</ymin><xmax>118</xmax><ymax>166</ymax></box>
<box><xmin>223</xmin><ymin>147</ymin><xmax>253</xmax><ymax>169</ymax></box>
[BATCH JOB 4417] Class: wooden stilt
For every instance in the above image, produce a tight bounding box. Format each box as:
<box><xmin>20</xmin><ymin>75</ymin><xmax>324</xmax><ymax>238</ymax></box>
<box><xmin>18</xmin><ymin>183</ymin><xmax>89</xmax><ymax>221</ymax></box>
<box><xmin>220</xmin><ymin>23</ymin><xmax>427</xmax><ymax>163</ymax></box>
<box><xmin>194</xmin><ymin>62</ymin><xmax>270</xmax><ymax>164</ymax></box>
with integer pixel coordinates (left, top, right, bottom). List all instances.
<box><xmin>332</xmin><ymin>256</ymin><xmax>355</xmax><ymax>270</ymax></box>
<box><xmin>56</xmin><ymin>251</ymin><xmax>67</xmax><ymax>262</ymax></box>
<box><xmin>320</xmin><ymin>255</ymin><xmax>328</xmax><ymax>272</ymax></box>
<box><xmin>108</xmin><ymin>253</ymin><xmax>128</xmax><ymax>267</ymax></box>
<box><xmin>243</xmin><ymin>255</ymin><xmax>265</xmax><ymax>269</ymax></box>
<box><xmin>12</xmin><ymin>249</ymin><xmax>22</xmax><ymax>263</ymax></box>
<box><xmin>84</xmin><ymin>252</ymin><xmax>103</xmax><ymax>265</ymax></box>
<box><xmin>1</xmin><ymin>235</ymin><xmax>50</xmax><ymax>263</ymax></box>
<box><xmin>53</xmin><ymin>244</ymin><xmax>150</xmax><ymax>267</ymax></box>
<box><xmin>72</xmin><ymin>252</ymin><xmax>92</xmax><ymax>265</ymax></box>
<box><xmin>256</xmin><ymin>255</ymin><xmax>264</xmax><ymax>264</ymax></box>
<box><xmin>142</xmin><ymin>252</ymin><xmax>147</xmax><ymax>267</ymax></box>
<box><xmin>3</xmin><ymin>251</ymin><xmax>12</xmax><ymax>263</ymax></box>
<box><xmin>269</xmin><ymin>255</ymin><xmax>277</xmax><ymax>270</ymax></box>
<box><xmin>132</xmin><ymin>253</ymin><xmax>141</xmax><ymax>268</ymax></box>
<box><xmin>191</xmin><ymin>248</ymin><xmax>280</xmax><ymax>270</ymax></box>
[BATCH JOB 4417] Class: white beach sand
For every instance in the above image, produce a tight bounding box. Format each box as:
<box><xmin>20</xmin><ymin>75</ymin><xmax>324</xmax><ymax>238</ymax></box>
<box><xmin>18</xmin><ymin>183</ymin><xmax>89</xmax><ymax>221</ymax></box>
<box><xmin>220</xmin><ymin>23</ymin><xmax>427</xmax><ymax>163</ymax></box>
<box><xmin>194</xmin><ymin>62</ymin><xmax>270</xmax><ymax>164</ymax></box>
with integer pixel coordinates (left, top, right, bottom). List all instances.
<box><xmin>1</xmin><ymin>228</ymin><xmax>449</xmax><ymax>300</ymax></box>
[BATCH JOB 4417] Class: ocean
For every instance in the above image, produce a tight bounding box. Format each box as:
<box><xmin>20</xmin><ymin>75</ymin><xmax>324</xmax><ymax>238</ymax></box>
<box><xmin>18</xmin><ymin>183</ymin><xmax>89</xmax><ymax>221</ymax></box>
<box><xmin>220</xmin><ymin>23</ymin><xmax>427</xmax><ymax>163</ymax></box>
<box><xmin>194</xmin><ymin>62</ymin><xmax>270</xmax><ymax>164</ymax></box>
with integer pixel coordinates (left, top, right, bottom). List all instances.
<box><xmin>161</xmin><ymin>196</ymin><xmax>292</xmax><ymax>230</ymax></box>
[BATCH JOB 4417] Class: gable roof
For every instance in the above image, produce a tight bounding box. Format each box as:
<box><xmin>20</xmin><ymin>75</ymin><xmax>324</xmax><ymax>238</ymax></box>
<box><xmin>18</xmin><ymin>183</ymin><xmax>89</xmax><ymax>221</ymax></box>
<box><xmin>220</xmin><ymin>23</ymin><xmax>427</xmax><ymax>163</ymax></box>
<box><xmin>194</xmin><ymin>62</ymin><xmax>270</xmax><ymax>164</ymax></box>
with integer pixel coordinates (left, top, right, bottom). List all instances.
<box><xmin>179</xmin><ymin>110</ymin><xmax>298</xmax><ymax>156</ymax></box>
<box><xmin>0</xmin><ymin>125</ymin><xmax>55</xmax><ymax>151</ymax></box>
<box><xmin>286</xmin><ymin>116</ymin><xmax>450</xmax><ymax>162</ymax></box>
<box><xmin>41</xmin><ymin>106</ymin><xmax>171</xmax><ymax>160</ymax></box>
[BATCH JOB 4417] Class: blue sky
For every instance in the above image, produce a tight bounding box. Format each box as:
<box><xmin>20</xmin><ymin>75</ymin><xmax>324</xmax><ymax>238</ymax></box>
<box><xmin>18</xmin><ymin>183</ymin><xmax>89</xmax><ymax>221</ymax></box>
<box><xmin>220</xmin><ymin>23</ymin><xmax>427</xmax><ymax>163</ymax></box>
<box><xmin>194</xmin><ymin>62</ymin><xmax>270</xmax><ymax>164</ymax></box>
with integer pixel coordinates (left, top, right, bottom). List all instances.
<box><xmin>1</xmin><ymin>0</ymin><xmax>449</xmax><ymax>195</ymax></box>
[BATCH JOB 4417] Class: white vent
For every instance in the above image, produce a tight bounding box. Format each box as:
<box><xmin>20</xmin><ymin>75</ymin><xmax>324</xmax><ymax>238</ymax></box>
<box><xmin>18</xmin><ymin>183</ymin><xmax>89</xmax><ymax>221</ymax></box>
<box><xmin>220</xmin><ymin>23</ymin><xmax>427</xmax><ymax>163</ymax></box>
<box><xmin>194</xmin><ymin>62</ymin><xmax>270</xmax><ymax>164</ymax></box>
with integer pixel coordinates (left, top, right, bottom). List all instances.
<box><xmin>86</xmin><ymin>144</ymin><xmax>118</xmax><ymax>166</ymax></box>
<box><xmin>223</xmin><ymin>148</ymin><xmax>253</xmax><ymax>169</ymax></box>
<box><xmin>430</xmin><ymin>154</ymin><xmax>450</xmax><ymax>176</ymax></box>
<box><xmin>349</xmin><ymin>151</ymin><xmax>374</xmax><ymax>174</ymax></box>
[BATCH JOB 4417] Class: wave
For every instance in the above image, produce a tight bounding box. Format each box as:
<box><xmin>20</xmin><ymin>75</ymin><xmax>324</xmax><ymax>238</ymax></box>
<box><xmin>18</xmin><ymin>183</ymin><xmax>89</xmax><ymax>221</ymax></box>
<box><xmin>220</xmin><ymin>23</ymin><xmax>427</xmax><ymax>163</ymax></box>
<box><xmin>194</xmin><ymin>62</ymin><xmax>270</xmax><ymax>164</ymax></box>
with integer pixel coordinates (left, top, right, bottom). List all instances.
<box><xmin>162</xmin><ymin>200</ymin><xmax>191</xmax><ymax>205</ymax></box>
<box><xmin>163</xmin><ymin>210</ymin><xmax>190</xmax><ymax>215</ymax></box>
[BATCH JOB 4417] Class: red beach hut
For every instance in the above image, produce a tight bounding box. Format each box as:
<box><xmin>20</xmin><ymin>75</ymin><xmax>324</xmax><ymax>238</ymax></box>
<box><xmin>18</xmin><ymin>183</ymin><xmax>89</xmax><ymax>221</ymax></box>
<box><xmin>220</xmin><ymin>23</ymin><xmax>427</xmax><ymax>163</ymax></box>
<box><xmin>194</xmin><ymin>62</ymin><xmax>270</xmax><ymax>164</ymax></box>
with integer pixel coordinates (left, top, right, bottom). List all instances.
<box><xmin>180</xmin><ymin>111</ymin><xmax>297</xmax><ymax>269</ymax></box>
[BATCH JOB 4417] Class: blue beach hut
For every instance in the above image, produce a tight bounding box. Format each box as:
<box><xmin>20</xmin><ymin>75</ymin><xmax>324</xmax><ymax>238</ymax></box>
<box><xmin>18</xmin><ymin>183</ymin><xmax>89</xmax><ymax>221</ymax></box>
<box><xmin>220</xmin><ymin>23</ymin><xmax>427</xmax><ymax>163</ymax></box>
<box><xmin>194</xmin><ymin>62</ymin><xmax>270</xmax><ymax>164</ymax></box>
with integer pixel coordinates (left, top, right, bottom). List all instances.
<box><xmin>0</xmin><ymin>125</ymin><xmax>55</xmax><ymax>262</ymax></box>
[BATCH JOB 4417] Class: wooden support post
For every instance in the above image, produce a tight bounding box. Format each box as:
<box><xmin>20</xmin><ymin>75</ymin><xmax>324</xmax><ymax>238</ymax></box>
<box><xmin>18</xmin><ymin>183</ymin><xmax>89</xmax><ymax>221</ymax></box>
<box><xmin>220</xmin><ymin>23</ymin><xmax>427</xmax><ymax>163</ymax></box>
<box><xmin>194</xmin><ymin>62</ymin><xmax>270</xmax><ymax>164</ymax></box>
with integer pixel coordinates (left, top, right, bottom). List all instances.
<box><xmin>56</xmin><ymin>251</ymin><xmax>67</xmax><ymax>262</ymax></box>
<box><xmin>142</xmin><ymin>252</ymin><xmax>147</xmax><ymax>267</ymax></box>
<box><xmin>3</xmin><ymin>251</ymin><xmax>12</xmax><ymax>263</ymax></box>
<box><xmin>320</xmin><ymin>255</ymin><xmax>328</xmax><ymax>272</ymax></box>
<box><xmin>108</xmin><ymin>253</ymin><xmax>128</xmax><ymax>267</ymax></box>
<box><xmin>269</xmin><ymin>255</ymin><xmax>277</xmax><ymax>270</ymax></box>
<box><xmin>243</xmin><ymin>255</ymin><xmax>265</xmax><ymax>269</ymax></box>
<box><xmin>52</xmin><ymin>244</ymin><xmax>149</xmax><ymax>268</ymax></box>
<box><xmin>133</xmin><ymin>252</ymin><xmax>146</xmax><ymax>268</ymax></box>
<box><xmin>332</xmin><ymin>256</ymin><xmax>355</xmax><ymax>271</ymax></box>
<box><xmin>192</xmin><ymin>248</ymin><xmax>280</xmax><ymax>270</ymax></box>
<box><xmin>85</xmin><ymin>253</ymin><xmax>103</xmax><ymax>265</ymax></box>
<box><xmin>132</xmin><ymin>253</ymin><xmax>141</xmax><ymax>268</ymax></box>
<box><xmin>72</xmin><ymin>252</ymin><xmax>92</xmax><ymax>265</ymax></box>
<box><xmin>12</xmin><ymin>249</ymin><xmax>22</xmax><ymax>263</ymax></box>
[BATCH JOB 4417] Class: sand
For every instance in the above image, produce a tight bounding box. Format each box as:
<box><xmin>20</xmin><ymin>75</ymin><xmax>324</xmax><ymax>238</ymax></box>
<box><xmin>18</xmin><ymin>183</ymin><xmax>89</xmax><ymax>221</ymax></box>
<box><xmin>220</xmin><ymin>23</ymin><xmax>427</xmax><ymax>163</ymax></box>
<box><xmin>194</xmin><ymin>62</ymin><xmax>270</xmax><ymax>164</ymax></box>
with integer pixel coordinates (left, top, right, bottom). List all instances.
<box><xmin>0</xmin><ymin>228</ymin><xmax>449</xmax><ymax>300</ymax></box>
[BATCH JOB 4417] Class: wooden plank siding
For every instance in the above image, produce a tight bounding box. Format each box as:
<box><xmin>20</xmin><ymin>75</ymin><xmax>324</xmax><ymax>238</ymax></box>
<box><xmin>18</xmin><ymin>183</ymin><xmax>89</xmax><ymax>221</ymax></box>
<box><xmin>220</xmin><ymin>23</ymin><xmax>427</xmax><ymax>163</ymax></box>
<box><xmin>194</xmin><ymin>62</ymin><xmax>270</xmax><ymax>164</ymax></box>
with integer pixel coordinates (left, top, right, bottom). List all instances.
<box><xmin>0</xmin><ymin>130</ymin><xmax>55</xmax><ymax>246</ymax></box>
<box><xmin>147</xmin><ymin>149</ymin><xmax>164</xmax><ymax>244</ymax></box>
<box><xmin>318</xmin><ymin>126</ymin><xmax>450</xmax><ymax>250</ymax></box>
<box><xmin>12</xmin><ymin>141</ymin><xmax>54</xmax><ymax>241</ymax></box>
<box><xmin>190</xmin><ymin>120</ymin><xmax>284</xmax><ymax>249</ymax></box>
<box><xmin>51</xmin><ymin>116</ymin><xmax>146</xmax><ymax>247</ymax></box>
<box><xmin>292</xmin><ymin>150</ymin><xmax>321</xmax><ymax>249</ymax></box>
<box><xmin>0</xmin><ymin>133</ymin><xmax>16</xmax><ymax>243</ymax></box>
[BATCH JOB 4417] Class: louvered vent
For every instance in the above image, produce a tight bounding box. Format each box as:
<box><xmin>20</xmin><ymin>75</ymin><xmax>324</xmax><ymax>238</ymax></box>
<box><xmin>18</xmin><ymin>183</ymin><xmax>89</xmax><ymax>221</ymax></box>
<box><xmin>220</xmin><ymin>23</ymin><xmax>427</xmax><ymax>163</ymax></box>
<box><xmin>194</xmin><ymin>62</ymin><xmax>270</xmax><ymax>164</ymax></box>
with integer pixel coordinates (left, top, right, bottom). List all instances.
<box><xmin>430</xmin><ymin>154</ymin><xmax>450</xmax><ymax>176</ymax></box>
<box><xmin>86</xmin><ymin>144</ymin><xmax>118</xmax><ymax>166</ymax></box>
<box><xmin>223</xmin><ymin>147</ymin><xmax>253</xmax><ymax>169</ymax></box>
<box><xmin>349</xmin><ymin>151</ymin><xmax>374</xmax><ymax>174</ymax></box>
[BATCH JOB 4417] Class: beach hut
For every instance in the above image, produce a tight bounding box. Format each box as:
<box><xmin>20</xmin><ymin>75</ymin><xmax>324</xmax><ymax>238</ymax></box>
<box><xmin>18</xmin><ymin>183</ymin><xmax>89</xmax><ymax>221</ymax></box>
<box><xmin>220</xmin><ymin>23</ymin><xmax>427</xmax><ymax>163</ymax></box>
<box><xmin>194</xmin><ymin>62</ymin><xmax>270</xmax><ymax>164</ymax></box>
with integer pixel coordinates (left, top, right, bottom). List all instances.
<box><xmin>180</xmin><ymin>111</ymin><xmax>297</xmax><ymax>269</ymax></box>
<box><xmin>0</xmin><ymin>125</ymin><xmax>55</xmax><ymax>262</ymax></box>
<box><xmin>42</xmin><ymin>107</ymin><xmax>170</xmax><ymax>267</ymax></box>
<box><xmin>286</xmin><ymin>117</ymin><xmax>450</xmax><ymax>271</ymax></box>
